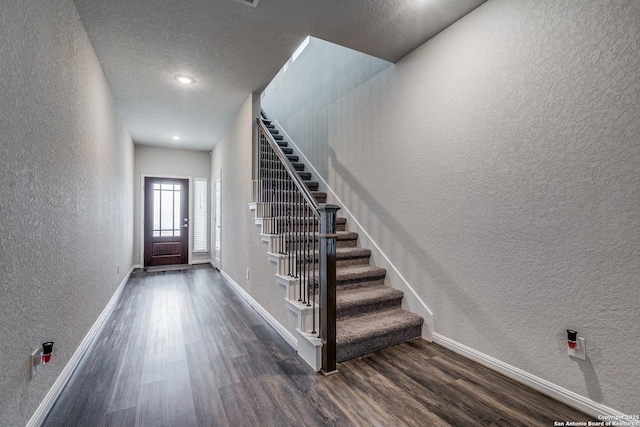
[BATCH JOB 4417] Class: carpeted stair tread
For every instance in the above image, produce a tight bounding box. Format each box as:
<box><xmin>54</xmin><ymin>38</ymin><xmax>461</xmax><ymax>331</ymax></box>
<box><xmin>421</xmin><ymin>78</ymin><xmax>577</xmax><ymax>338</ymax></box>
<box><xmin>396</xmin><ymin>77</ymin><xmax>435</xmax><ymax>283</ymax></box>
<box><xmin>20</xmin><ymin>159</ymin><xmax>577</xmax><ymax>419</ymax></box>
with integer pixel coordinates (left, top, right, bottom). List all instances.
<box><xmin>336</xmin><ymin>231</ymin><xmax>358</xmax><ymax>247</ymax></box>
<box><xmin>335</xmin><ymin>265</ymin><xmax>386</xmax><ymax>287</ymax></box>
<box><xmin>337</xmin><ymin>308</ymin><xmax>422</xmax><ymax>340</ymax></box>
<box><xmin>336</xmin><ymin>246</ymin><xmax>371</xmax><ymax>261</ymax></box>
<box><xmin>336</xmin><ymin>286</ymin><xmax>404</xmax><ymax>319</ymax></box>
<box><xmin>307</xmin><ymin>265</ymin><xmax>386</xmax><ymax>288</ymax></box>
<box><xmin>336</xmin><ymin>309</ymin><xmax>423</xmax><ymax>362</ymax></box>
<box><xmin>300</xmin><ymin>247</ymin><xmax>371</xmax><ymax>265</ymax></box>
<box><xmin>336</xmin><ymin>232</ymin><xmax>358</xmax><ymax>247</ymax></box>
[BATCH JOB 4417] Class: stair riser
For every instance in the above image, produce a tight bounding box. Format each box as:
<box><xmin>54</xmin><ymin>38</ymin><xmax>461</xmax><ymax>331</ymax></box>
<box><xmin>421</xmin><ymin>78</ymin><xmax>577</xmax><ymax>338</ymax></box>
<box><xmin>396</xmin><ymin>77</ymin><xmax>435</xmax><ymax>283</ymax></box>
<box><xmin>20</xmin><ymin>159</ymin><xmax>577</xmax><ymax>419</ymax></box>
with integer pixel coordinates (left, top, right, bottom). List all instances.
<box><xmin>337</xmin><ymin>238</ymin><xmax>357</xmax><ymax>248</ymax></box>
<box><xmin>336</xmin><ymin>327</ymin><xmax>422</xmax><ymax>363</ymax></box>
<box><xmin>337</xmin><ymin>277</ymin><xmax>385</xmax><ymax>290</ymax></box>
<box><xmin>337</xmin><ymin>296</ymin><xmax>402</xmax><ymax>320</ymax></box>
<box><xmin>336</xmin><ymin>257</ymin><xmax>370</xmax><ymax>267</ymax></box>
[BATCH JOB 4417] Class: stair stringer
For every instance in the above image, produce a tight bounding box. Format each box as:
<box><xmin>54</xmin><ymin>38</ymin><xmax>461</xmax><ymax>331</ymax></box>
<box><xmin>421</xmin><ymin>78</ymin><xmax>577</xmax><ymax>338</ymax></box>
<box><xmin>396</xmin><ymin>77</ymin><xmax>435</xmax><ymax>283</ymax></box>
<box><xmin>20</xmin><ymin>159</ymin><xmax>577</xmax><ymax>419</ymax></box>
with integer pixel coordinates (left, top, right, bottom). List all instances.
<box><xmin>270</xmin><ymin>120</ymin><xmax>434</xmax><ymax>341</ymax></box>
<box><xmin>249</xmin><ymin>202</ymin><xmax>323</xmax><ymax>371</ymax></box>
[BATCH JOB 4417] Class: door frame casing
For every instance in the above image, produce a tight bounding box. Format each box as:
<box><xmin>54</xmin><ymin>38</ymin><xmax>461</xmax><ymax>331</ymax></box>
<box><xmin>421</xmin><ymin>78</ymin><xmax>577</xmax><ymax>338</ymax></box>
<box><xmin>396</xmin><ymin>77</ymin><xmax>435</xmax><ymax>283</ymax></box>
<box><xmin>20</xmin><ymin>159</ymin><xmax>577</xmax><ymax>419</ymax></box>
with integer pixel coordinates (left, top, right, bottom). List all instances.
<box><xmin>213</xmin><ymin>169</ymin><xmax>221</xmax><ymax>270</ymax></box>
<box><xmin>140</xmin><ymin>174</ymin><xmax>193</xmax><ymax>267</ymax></box>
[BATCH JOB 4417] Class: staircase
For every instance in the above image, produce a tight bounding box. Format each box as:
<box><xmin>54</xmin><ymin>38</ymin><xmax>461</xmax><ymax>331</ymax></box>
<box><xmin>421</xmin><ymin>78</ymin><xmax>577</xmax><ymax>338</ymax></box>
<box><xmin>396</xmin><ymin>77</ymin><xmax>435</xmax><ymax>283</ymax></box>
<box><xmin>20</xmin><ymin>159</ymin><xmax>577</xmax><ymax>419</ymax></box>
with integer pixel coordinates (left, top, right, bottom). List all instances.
<box><xmin>251</xmin><ymin>118</ymin><xmax>423</xmax><ymax>368</ymax></box>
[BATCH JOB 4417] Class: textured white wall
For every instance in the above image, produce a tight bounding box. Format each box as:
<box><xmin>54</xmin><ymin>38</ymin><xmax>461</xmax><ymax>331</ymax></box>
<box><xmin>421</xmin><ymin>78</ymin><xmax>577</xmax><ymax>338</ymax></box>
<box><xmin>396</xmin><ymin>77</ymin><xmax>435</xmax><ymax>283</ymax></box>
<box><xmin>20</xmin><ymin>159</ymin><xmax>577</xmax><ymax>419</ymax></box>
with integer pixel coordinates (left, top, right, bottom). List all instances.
<box><xmin>133</xmin><ymin>145</ymin><xmax>212</xmax><ymax>265</ymax></box>
<box><xmin>262</xmin><ymin>0</ymin><xmax>640</xmax><ymax>414</ymax></box>
<box><xmin>211</xmin><ymin>94</ymin><xmax>298</xmax><ymax>337</ymax></box>
<box><xmin>0</xmin><ymin>0</ymin><xmax>135</xmax><ymax>425</ymax></box>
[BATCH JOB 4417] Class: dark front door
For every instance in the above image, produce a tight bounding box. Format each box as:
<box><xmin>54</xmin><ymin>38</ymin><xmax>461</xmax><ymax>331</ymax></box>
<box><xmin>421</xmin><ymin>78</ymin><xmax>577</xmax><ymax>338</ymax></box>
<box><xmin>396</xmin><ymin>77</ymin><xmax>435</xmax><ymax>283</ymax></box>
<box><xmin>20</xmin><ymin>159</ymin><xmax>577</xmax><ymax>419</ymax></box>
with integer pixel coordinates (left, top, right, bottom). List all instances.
<box><xmin>144</xmin><ymin>177</ymin><xmax>189</xmax><ymax>267</ymax></box>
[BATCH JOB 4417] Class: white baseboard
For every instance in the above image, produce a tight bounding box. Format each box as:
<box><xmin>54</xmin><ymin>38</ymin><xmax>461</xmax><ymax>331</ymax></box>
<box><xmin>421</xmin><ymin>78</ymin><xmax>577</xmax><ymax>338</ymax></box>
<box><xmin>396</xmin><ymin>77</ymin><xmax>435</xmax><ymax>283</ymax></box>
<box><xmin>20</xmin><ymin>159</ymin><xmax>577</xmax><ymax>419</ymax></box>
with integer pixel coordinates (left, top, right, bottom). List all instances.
<box><xmin>433</xmin><ymin>334</ymin><xmax>638</xmax><ymax>424</ymax></box>
<box><xmin>219</xmin><ymin>269</ymin><xmax>297</xmax><ymax>349</ymax></box>
<box><xmin>191</xmin><ymin>258</ymin><xmax>212</xmax><ymax>265</ymax></box>
<box><xmin>27</xmin><ymin>266</ymin><xmax>136</xmax><ymax>427</ymax></box>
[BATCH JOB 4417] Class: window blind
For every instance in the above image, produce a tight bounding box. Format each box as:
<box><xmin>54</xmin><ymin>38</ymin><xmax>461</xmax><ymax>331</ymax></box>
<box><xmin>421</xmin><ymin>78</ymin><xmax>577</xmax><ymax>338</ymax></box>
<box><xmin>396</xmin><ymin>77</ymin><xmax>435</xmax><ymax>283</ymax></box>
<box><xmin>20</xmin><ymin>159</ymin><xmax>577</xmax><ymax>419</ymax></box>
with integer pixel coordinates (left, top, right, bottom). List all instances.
<box><xmin>193</xmin><ymin>178</ymin><xmax>208</xmax><ymax>252</ymax></box>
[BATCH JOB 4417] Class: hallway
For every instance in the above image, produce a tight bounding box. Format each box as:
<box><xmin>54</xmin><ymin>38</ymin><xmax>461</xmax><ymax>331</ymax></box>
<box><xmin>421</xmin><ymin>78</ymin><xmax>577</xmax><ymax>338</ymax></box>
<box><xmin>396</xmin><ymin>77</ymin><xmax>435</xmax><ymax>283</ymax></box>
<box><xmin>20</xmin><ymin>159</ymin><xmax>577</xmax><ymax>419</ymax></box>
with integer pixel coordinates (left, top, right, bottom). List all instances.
<box><xmin>42</xmin><ymin>265</ymin><xmax>591</xmax><ymax>426</ymax></box>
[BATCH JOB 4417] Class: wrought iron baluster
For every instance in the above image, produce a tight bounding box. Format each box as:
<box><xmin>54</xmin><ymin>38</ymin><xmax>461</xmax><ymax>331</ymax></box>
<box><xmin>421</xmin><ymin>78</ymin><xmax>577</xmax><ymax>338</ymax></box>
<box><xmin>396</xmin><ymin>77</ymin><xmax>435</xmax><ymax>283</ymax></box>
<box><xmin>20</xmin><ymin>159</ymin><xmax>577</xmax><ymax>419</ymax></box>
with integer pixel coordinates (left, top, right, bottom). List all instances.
<box><xmin>287</xmin><ymin>174</ymin><xmax>293</xmax><ymax>277</ymax></box>
<box><xmin>307</xmin><ymin>202</ymin><xmax>312</xmax><ymax>305</ymax></box>
<box><xmin>296</xmin><ymin>189</ymin><xmax>302</xmax><ymax>302</ymax></box>
<box><xmin>276</xmin><ymin>159</ymin><xmax>282</xmax><ymax>252</ymax></box>
<box><xmin>256</xmin><ymin>118</ymin><xmax>338</xmax><ymax>374</ymax></box>
<box><xmin>311</xmin><ymin>209</ymin><xmax>317</xmax><ymax>334</ymax></box>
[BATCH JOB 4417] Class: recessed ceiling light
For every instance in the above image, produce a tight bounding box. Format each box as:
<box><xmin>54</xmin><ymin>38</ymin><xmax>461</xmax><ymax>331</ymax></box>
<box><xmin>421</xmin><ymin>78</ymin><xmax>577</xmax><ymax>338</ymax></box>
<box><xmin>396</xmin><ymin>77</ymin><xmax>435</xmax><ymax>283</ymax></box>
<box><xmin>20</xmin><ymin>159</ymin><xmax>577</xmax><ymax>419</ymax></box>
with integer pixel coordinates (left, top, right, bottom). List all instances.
<box><xmin>172</xmin><ymin>135</ymin><xmax>181</xmax><ymax>140</ymax></box>
<box><xmin>174</xmin><ymin>75</ymin><xmax>195</xmax><ymax>85</ymax></box>
<box><xmin>234</xmin><ymin>0</ymin><xmax>259</xmax><ymax>7</ymax></box>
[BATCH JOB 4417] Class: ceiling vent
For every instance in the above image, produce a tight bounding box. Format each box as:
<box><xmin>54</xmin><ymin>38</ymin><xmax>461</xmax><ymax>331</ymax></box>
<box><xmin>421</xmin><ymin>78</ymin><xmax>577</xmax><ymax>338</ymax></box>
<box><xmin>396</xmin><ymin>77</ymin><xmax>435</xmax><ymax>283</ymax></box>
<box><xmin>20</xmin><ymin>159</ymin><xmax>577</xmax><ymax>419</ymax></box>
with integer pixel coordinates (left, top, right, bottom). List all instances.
<box><xmin>234</xmin><ymin>0</ymin><xmax>259</xmax><ymax>7</ymax></box>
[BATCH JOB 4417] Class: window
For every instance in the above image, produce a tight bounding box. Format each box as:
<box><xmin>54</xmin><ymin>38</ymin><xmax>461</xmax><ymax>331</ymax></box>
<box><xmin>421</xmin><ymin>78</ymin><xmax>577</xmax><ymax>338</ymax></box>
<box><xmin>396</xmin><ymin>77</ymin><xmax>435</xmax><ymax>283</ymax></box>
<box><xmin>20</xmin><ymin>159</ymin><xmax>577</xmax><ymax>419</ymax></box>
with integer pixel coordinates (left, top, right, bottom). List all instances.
<box><xmin>153</xmin><ymin>183</ymin><xmax>182</xmax><ymax>237</ymax></box>
<box><xmin>193</xmin><ymin>178</ymin><xmax>208</xmax><ymax>252</ymax></box>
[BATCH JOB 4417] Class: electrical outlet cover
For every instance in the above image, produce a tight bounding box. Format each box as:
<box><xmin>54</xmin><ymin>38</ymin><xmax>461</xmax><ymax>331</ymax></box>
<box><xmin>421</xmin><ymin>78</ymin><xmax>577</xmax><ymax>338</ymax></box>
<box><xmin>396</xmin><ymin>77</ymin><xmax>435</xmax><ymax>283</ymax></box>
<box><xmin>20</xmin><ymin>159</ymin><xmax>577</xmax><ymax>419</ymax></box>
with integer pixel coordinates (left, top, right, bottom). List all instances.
<box><xmin>568</xmin><ymin>337</ymin><xmax>586</xmax><ymax>360</ymax></box>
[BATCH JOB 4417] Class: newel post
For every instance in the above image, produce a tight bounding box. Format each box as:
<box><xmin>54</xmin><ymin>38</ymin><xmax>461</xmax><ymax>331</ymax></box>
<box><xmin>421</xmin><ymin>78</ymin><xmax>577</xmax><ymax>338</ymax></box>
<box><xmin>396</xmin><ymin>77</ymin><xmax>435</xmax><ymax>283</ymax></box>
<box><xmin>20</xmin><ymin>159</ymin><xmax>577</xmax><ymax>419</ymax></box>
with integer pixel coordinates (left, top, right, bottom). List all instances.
<box><xmin>318</xmin><ymin>203</ymin><xmax>340</xmax><ymax>374</ymax></box>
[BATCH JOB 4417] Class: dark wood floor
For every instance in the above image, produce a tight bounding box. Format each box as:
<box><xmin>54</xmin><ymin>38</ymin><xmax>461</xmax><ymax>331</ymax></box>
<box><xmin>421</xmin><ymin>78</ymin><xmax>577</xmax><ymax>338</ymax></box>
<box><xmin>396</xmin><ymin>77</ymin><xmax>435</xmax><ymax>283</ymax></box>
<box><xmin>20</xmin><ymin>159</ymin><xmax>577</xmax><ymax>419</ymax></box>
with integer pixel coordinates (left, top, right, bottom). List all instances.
<box><xmin>43</xmin><ymin>265</ymin><xmax>591</xmax><ymax>427</ymax></box>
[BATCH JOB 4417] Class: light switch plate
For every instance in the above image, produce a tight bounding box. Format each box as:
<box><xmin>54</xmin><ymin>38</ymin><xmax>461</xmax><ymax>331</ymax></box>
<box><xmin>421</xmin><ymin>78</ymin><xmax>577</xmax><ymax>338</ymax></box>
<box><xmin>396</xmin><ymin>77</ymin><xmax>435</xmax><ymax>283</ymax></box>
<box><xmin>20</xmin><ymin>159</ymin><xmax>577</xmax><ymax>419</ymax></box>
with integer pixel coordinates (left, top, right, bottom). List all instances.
<box><xmin>30</xmin><ymin>347</ymin><xmax>43</xmax><ymax>379</ymax></box>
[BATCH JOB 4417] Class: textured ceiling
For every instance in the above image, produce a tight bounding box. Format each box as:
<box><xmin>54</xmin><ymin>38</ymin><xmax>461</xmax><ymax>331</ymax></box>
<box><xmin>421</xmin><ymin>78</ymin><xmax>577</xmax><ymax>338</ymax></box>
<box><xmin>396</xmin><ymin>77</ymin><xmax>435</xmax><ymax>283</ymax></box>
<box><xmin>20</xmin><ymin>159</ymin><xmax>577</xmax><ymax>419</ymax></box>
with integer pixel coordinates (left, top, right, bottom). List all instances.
<box><xmin>73</xmin><ymin>0</ymin><xmax>486</xmax><ymax>151</ymax></box>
